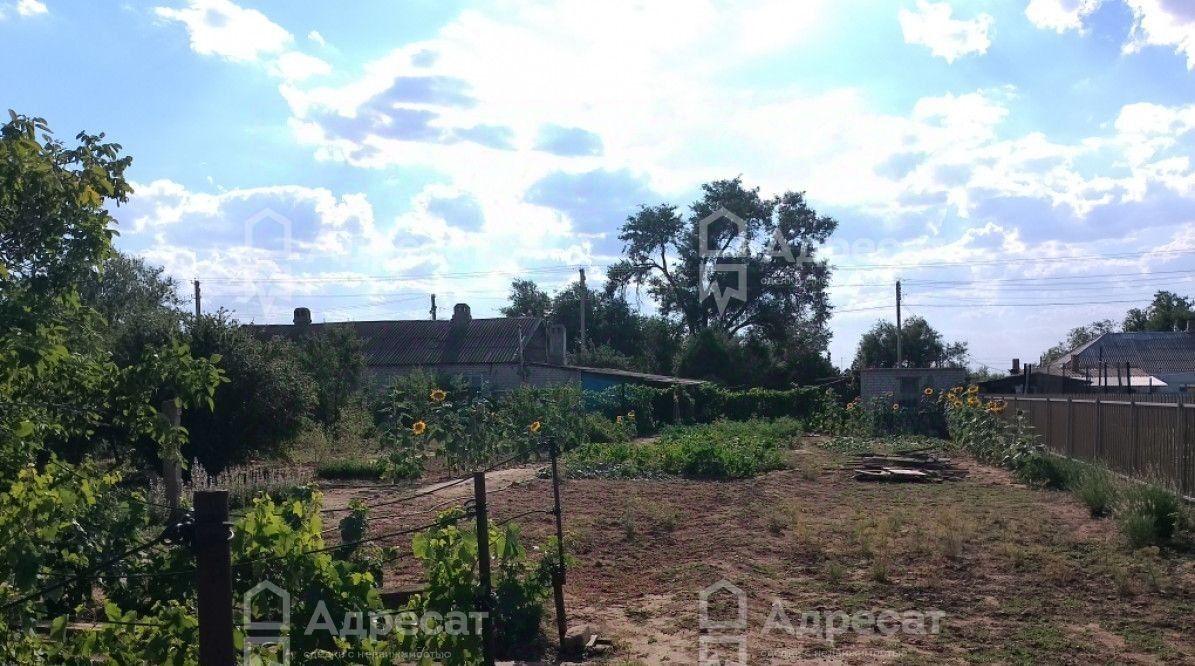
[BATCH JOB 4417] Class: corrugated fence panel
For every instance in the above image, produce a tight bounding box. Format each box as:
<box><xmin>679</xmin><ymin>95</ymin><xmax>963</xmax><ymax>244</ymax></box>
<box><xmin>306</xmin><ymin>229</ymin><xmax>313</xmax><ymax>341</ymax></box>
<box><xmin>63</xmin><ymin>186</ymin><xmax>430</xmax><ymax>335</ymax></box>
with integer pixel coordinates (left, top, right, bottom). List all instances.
<box><xmin>987</xmin><ymin>395</ymin><xmax>1192</xmax><ymax>499</ymax></box>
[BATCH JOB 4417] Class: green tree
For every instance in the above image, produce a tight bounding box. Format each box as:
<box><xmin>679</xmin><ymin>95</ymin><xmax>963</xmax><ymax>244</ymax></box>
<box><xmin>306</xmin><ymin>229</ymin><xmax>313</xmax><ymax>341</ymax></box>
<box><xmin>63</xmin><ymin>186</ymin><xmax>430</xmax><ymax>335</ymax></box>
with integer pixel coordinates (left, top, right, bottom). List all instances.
<box><xmin>608</xmin><ymin>177</ymin><xmax>836</xmax><ymax>346</ymax></box>
<box><xmin>1123</xmin><ymin>291</ymin><xmax>1193</xmax><ymax>332</ymax></box>
<box><xmin>0</xmin><ymin>112</ymin><xmax>222</xmax><ymax>649</ymax></box>
<box><xmin>1038</xmin><ymin>319</ymin><xmax>1118</xmax><ymax>366</ymax></box>
<box><xmin>500</xmin><ymin>278</ymin><xmax>551</xmax><ymax>318</ymax></box>
<box><xmin>297</xmin><ymin>324</ymin><xmax>365</xmax><ymax>428</ymax></box>
<box><xmin>853</xmin><ymin>316</ymin><xmax>969</xmax><ymax>369</ymax></box>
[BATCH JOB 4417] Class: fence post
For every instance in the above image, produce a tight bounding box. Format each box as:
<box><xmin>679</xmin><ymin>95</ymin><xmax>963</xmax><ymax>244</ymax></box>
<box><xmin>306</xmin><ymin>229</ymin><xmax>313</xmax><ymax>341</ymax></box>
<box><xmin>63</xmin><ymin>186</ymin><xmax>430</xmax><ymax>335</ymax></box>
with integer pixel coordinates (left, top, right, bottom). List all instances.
<box><xmin>1130</xmin><ymin>397</ymin><xmax>1138</xmax><ymax>475</ymax></box>
<box><xmin>472</xmin><ymin>472</ymin><xmax>497</xmax><ymax>666</ymax></box>
<box><xmin>1066</xmin><ymin>397</ymin><xmax>1074</xmax><ymax>456</ymax></box>
<box><xmin>1180</xmin><ymin>397</ymin><xmax>1189</xmax><ymax>499</ymax></box>
<box><xmin>1044</xmin><ymin>397</ymin><xmax>1052</xmax><ymax>451</ymax></box>
<box><xmin>194</xmin><ymin>490</ymin><xmax>234</xmax><ymax>666</ymax></box>
<box><xmin>1095</xmin><ymin>398</ymin><xmax>1103</xmax><ymax>462</ymax></box>
<box><xmin>548</xmin><ymin>439</ymin><xmax>569</xmax><ymax>652</ymax></box>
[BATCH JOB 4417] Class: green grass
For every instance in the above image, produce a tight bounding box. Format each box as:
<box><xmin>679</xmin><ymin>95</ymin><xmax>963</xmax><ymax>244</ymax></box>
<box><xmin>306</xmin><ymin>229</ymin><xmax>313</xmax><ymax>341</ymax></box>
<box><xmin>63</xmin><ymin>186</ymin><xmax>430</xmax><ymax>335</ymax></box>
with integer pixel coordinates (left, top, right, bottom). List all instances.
<box><xmin>565</xmin><ymin>418</ymin><xmax>800</xmax><ymax>480</ymax></box>
<box><xmin>315</xmin><ymin>458</ymin><xmax>385</xmax><ymax>480</ymax></box>
<box><xmin>1118</xmin><ymin>482</ymin><xmax>1185</xmax><ymax>548</ymax></box>
<box><xmin>1072</xmin><ymin>465</ymin><xmax>1118</xmax><ymax>517</ymax></box>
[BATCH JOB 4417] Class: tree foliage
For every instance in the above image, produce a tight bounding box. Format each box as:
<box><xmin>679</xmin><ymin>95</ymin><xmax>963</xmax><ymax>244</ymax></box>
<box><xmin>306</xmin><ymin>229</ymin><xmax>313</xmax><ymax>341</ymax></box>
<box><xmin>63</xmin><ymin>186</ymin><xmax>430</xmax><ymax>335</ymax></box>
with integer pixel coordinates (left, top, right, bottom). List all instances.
<box><xmin>1038</xmin><ymin>319</ymin><xmax>1118</xmax><ymax>366</ymax></box>
<box><xmin>853</xmin><ymin>316</ymin><xmax>969</xmax><ymax>370</ymax></box>
<box><xmin>1123</xmin><ymin>290</ymin><xmax>1193</xmax><ymax>332</ymax></box>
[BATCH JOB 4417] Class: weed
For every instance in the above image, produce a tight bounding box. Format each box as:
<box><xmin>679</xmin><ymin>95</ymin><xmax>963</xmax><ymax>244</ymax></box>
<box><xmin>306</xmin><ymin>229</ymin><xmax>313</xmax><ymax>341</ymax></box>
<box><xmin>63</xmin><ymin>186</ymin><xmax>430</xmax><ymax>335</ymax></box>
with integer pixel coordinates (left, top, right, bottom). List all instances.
<box><xmin>1117</xmin><ymin>482</ymin><xmax>1184</xmax><ymax>548</ymax></box>
<box><xmin>314</xmin><ymin>458</ymin><xmax>384</xmax><ymax>480</ymax></box>
<box><xmin>1109</xmin><ymin>564</ymin><xmax>1135</xmax><ymax>597</ymax></box>
<box><xmin>826</xmin><ymin>561</ymin><xmax>845</xmax><ymax>586</ymax></box>
<box><xmin>1073</xmin><ymin>466</ymin><xmax>1118</xmax><ymax>518</ymax></box>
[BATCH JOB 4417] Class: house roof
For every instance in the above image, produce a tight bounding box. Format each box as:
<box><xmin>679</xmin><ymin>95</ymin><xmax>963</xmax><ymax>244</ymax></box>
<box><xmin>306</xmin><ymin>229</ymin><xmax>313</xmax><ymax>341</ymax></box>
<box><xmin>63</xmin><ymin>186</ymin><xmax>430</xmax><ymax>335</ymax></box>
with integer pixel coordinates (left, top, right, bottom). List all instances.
<box><xmin>1050</xmin><ymin>331</ymin><xmax>1195</xmax><ymax>375</ymax></box>
<box><xmin>249</xmin><ymin>317</ymin><xmax>542</xmax><ymax>366</ymax></box>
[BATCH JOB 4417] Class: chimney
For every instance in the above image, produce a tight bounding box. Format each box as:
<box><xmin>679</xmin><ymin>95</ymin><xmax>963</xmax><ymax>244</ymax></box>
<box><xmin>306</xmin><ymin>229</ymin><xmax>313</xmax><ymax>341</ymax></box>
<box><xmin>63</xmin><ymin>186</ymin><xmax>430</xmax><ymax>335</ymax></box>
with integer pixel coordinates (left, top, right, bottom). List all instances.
<box><xmin>547</xmin><ymin>324</ymin><xmax>568</xmax><ymax>366</ymax></box>
<box><xmin>293</xmin><ymin>307</ymin><xmax>312</xmax><ymax>326</ymax></box>
<box><xmin>1011</xmin><ymin>358</ymin><xmax>1021</xmax><ymax>375</ymax></box>
<box><xmin>451</xmin><ymin>303</ymin><xmax>472</xmax><ymax>326</ymax></box>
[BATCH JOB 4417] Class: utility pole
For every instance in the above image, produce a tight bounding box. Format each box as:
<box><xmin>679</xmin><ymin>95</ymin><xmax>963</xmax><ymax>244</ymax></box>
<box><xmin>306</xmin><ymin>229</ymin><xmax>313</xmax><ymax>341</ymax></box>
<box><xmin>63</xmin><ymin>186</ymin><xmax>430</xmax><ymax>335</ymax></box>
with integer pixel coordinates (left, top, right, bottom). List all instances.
<box><xmin>578</xmin><ymin>268</ymin><xmax>587</xmax><ymax>352</ymax></box>
<box><xmin>430</xmin><ymin>294</ymin><xmax>437</xmax><ymax>321</ymax></box>
<box><xmin>194</xmin><ymin>491</ymin><xmax>234</xmax><ymax>666</ymax></box>
<box><xmin>895</xmin><ymin>280</ymin><xmax>903</xmax><ymax>368</ymax></box>
<box><xmin>193</xmin><ymin>279</ymin><xmax>201</xmax><ymax>318</ymax></box>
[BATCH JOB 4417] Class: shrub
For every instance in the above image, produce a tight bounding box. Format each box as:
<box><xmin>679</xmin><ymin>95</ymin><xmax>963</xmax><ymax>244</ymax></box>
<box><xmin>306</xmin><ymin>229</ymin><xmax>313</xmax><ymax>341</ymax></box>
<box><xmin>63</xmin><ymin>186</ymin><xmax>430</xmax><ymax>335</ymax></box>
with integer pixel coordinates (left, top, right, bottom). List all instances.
<box><xmin>315</xmin><ymin>458</ymin><xmax>385</xmax><ymax>480</ymax></box>
<box><xmin>1073</xmin><ymin>466</ymin><xmax>1119</xmax><ymax>517</ymax></box>
<box><xmin>1117</xmin><ymin>483</ymin><xmax>1184</xmax><ymax>548</ymax></box>
<box><xmin>566</xmin><ymin>419</ymin><xmax>793</xmax><ymax>480</ymax></box>
<box><xmin>1015</xmin><ymin>453</ymin><xmax>1081</xmax><ymax>490</ymax></box>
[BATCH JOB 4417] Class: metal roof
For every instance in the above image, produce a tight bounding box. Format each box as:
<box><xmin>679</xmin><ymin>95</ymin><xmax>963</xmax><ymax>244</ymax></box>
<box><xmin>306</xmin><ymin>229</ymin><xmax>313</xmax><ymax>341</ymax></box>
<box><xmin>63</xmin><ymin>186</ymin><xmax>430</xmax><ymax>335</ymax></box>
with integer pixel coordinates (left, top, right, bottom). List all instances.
<box><xmin>1051</xmin><ymin>331</ymin><xmax>1195</xmax><ymax>375</ymax></box>
<box><xmin>249</xmin><ymin>317</ymin><xmax>542</xmax><ymax>366</ymax></box>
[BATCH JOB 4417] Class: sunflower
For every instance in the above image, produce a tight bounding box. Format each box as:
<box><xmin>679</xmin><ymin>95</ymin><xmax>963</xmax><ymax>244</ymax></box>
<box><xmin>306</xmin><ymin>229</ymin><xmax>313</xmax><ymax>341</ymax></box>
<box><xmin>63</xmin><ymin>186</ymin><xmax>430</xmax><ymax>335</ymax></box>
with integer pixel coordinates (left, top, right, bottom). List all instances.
<box><xmin>430</xmin><ymin>388</ymin><xmax>447</xmax><ymax>402</ymax></box>
<box><xmin>967</xmin><ymin>385</ymin><xmax>979</xmax><ymax>394</ymax></box>
<box><xmin>846</xmin><ymin>402</ymin><xmax>856</xmax><ymax>411</ymax></box>
<box><xmin>923</xmin><ymin>387</ymin><xmax>934</xmax><ymax>396</ymax></box>
<box><xmin>411</xmin><ymin>420</ymin><xmax>427</xmax><ymax>436</ymax></box>
<box><xmin>627</xmin><ymin>410</ymin><xmax>636</xmax><ymax>419</ymax></box>
<box><xmin>892</xmin><ymin>403</ymin><xmax>901</xmax><ymax>412</ymax></box>
<box><xmin>529</xmin><ymin>420</ymin><xmax>542</xmax><ymax>433</ymax></box>
<box><xmin>951</xmin><ymin>386</ymin><xmax>963</xmax><ymax>394</ymax></box>
<box><xmin>616</xmin><ymin>415</ymin><xmax>624</xmax><ymax>424</ymax></box>
<box><xmin>967</xmin><ymin>396</ymin><xmax>980</xmax><ymax>407</ymax></box>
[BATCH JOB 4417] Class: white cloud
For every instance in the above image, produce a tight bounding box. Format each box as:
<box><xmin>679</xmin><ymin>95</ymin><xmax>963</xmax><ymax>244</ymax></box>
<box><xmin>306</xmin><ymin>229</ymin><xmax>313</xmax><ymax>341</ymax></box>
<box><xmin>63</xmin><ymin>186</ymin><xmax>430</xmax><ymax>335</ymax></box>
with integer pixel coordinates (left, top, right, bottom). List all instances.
<box><xmin>898</xmin><ymin>0</ymin><xmax>994</xmax><ymax>63</ymax></box>
<box><xmin>307</xmin><ymin>29</ymin><xmax>326</xmax><ymax>47</ymax></box>
<box><xmin>154</xmin><ymin>0</ymin><xmax>291</xmax><ymax>63</ymax></box>
<box><xmin>1024</xmin><ymin>0</ymin><xmax>1102</xmax><ymax>33</ymax></box>
<box><xmin>1124</xmin><ymin>0</ymin><xmax>1195</xmax><ymax>69</ymax></box>
<box><xmin>271</xmin><ymin>51</ymin><xmax>331</xmax><ymax>81</ymax></box>
<box><xmin>16</xmin><ymin>0</ymin><xmax>47</xmax><ymax>16</ymax></box>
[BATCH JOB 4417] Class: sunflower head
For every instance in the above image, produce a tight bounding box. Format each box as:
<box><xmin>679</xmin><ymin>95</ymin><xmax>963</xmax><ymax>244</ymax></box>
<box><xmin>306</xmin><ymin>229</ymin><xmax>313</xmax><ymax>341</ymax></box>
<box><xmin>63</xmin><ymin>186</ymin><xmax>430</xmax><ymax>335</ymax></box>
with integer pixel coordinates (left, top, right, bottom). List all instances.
<box><xmin>923</xmin><ymin>387</ymin><xmax>934</xmax><ymax>396</ymax></box>
<box><xmin>967</xmin><ymin>385</ymin><xmax>979</xmax><ymax>394</ymax></box>
<box><xmin>615</xmin><ymin>415</ymin><xmax>624</xmax><ymax>424</ymax></box>
<box><xmin>951</xmin><ymin>386</ymin><xmax>963</xmax><ymax>394</ymax></box>
<box><xmin>529</xmin><ymin>420</ymin><xmax>542</xmax><ymax>433</ymax></box>
<box><xmin>430</xmin><ymin>388</ymin><xmax>447</xmax><ymax>402</ymax></box>
<box><xmin>627</xmin><ymin>410</ymin><xmax>636</xmax><ymax>418</ymax></box>
<box><xmin>967</xmin><ymin>396</ymin><xmax>980</xmax><ymax>407</ymax></box>
<box><xmin>411</xmin><ymin>420</ymin><xmax>427</xmax><ymax>436</ymax></box>
<box><xmin>892</xmin><ymin>403</ymin><xmax>901</xmax><ymax>412</ymax></box>
<box><xmin>846</xmin><ymin>402</ymin><xmax>856</xmax><ymax>411</ymax></box>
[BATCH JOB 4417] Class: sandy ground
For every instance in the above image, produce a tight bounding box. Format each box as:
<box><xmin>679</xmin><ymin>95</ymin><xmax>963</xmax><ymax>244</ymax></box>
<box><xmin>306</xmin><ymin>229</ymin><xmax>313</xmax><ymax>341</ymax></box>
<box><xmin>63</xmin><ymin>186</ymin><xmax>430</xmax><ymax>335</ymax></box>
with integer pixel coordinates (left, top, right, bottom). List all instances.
<box><xmin>318</xmin><ymin>440</ymin><xmax>1195</xmax><ymax>664</ymax></box>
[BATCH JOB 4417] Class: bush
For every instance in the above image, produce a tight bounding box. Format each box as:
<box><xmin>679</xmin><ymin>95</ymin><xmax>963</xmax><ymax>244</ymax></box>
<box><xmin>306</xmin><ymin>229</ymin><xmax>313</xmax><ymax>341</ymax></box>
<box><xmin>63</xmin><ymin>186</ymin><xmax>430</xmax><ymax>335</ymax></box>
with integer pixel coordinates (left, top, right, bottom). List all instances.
<box><xmin>315</xmin><ymin>458</ymin><xmax>384</xmax><ymax>480</ymax></box>
<box><xmin>182</xmin><ymin>312</ymin><xmax>317</xmax><ymax>473</ymax></box>
<box><xmin>1117</xmin><ymin>483</ymin><xmax>1185</xmax><ymax>548</ymax></box>
<box><xmin>1015</xmin><ymin>453</ymin><xmax>1081</xmax><ymax>490</ymax></box>
<box><xmin>1073</xmin><ymin>466</ymin><xmax>1118</xmax><ymax>517</ymax></box>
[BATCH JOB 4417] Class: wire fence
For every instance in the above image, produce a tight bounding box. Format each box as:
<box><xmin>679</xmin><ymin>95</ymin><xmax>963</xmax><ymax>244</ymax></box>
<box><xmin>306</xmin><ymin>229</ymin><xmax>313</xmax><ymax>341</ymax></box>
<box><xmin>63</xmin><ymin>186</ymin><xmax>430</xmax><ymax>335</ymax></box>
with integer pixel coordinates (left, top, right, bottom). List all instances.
<box><xmin>4</xmin><ymin>441</ymin><xmax>571</xmax><ymax>666</ymax></box>
<box><xmin>988</xmin><ymin>394</ymin><xmax>1193</xmax><ymax>499</ymax></box>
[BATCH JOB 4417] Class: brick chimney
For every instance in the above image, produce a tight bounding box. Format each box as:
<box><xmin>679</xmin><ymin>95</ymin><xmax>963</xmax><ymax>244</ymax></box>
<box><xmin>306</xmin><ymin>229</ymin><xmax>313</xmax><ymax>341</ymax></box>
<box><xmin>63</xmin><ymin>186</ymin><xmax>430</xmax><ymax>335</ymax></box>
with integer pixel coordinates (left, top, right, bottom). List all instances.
<box><xmin>451</xmin><ymin>303</ymin><xmax>472</xmax><ymax>326</ymax></box>
<box><xmin>547</xmin><ymin>324</ymin><xmax>568</xmax><ymax>366</ymax></box>
<box><xmin>293</xmin><ymin>307</ymin><xmax>312</xmax><ymax>326</ymax></box>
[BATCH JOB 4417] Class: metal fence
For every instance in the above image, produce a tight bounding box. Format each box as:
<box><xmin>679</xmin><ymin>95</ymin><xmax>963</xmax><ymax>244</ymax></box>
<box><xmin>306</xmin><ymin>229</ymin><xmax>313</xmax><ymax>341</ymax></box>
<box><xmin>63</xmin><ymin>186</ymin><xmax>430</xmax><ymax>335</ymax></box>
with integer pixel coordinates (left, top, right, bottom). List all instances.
<box><xmin>988</xmin><ymin>394</ymin><xmax>1193</xmax><ymax>498</ymax></box>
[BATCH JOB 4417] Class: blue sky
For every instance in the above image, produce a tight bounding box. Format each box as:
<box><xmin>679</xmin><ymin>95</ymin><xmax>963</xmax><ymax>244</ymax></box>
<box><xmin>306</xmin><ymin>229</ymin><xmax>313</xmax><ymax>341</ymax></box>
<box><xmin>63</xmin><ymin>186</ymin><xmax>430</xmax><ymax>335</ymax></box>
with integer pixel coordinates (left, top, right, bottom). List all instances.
<box><xmin>4</xmin><ymin>0</ymin><xmax>1195</xmax><ymax>370</ymax></box>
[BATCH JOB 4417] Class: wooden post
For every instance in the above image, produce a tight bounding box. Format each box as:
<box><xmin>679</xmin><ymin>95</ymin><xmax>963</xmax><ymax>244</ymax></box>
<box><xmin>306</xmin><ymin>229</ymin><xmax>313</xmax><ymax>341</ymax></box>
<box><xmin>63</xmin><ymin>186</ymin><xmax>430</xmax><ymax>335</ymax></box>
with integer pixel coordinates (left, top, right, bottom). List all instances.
<box><xmin>161</xmin><ymin>399</ymin><xmax>183</xmax><ymax>510</ymax></box>
<box><xmin>473</xmin><ymin>473</ymin><xmax>497</xmax><ymax>666</ymax></box>
<box><xmin>194</xmin><ymin>491</ymin><xmax>234</xmax><ymax>666</ymax></box>
<box><xmin>1045</xmin><ymin>396</ymin><xmax>1052</xmax><ymax>451</ymax></box>
<box><xmin>548</xmin><ymin>439</ymin><xmax>569</xmax><ymax>653</ymax></box>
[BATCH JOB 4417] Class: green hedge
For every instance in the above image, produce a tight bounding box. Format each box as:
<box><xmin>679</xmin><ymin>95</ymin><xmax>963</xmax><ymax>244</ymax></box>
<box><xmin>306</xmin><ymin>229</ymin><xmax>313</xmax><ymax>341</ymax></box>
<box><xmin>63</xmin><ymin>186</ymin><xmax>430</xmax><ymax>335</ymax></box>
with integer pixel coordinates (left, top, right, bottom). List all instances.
<box><xmin>584</xmin><ymin>384</ymin><xmax>824</xmax><ymax>434</ymax></box>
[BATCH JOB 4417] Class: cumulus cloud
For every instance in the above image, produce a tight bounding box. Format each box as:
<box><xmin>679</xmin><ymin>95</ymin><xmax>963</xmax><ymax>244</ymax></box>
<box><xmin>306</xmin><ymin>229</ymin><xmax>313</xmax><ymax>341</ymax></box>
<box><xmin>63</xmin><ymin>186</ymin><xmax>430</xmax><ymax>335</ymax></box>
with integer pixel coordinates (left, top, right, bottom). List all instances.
<box><xmin>0</xmin><ymin>0</ymin><xmax>47</xmax><ymax>19</ymax></box>
<box><xmin>899</xmin><ymin>1</ymin><xmax>994</xmax><ymax>63</ymax></box>
<box><xmin>1024</xmin><ymin>0</ymin><xmax>1102</xmax><ymax>33</ymax></box>
<box><xmin>154</xmin><ymin>0</ymin><xmax>291</xmax><ymax>63</ymax></box>
<box><xmin>533</xmin><ymin>124</ymin><xmax>604</xmax><ymax>157</ymax></box>
<box><xmin>1124</xmin><ymin>0</ymin><xmax>1195</xmax><ymax>69</ymax></box>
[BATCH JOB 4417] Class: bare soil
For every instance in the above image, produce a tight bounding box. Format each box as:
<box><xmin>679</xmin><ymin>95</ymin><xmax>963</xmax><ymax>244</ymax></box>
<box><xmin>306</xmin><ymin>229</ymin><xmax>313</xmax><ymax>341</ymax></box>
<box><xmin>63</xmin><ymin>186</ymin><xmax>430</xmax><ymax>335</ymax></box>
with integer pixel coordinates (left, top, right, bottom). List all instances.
<box><xmin>327</xmin><ymin>439</ymin><xmax>1195</xmax><ymax>664</ymax></box>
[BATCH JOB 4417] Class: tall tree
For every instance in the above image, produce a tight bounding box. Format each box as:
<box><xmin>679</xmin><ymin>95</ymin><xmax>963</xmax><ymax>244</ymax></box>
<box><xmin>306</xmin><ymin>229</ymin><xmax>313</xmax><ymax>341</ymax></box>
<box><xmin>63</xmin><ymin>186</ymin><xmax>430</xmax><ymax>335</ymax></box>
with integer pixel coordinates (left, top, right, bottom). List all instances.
<box><xmin>853</xmin><ymin>316</ymin><xmax>968</xmax><ymax>369</ymax></box>
<box><xmin>1039</xmin><ymin>319</ymin><xmax>1118</xmax><ymax>366</ymax></box>
<box><xmin>1123</xmin><ymin>291</ymin><xmax>1193</xmax><ymax>332</ymax></box>
<box><xmin>499</xmin><ymin>278</ymin><xmax>551</xmax><ymax>318</ymax></box>
<box><xmin>608</xmin><ymin>177</ymin><xmax>836</xmax><ymax>346</ymax></box>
